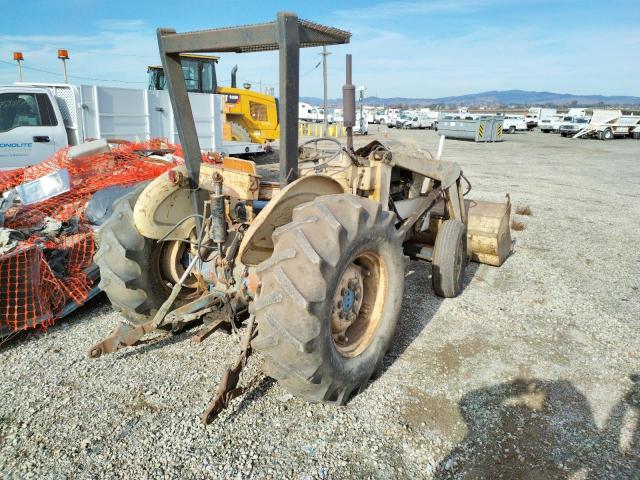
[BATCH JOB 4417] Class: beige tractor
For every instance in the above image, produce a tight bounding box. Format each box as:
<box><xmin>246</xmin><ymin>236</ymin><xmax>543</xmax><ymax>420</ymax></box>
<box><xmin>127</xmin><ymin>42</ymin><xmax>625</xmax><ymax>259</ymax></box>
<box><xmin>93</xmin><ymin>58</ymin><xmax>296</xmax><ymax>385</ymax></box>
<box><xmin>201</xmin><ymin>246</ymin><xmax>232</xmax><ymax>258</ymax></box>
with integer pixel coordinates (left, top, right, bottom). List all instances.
<box><xmin>89</xmin><ymin>14</ymin><xmax>511</xmax><ymax>423</ymax></box>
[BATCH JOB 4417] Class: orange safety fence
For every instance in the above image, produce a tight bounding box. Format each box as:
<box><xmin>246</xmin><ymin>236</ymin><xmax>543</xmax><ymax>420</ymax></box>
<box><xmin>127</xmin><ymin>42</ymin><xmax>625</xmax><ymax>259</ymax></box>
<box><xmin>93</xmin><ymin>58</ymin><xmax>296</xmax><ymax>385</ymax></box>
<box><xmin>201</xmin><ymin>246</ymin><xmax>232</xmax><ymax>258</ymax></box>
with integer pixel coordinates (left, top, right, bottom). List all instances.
<box><xmin>0</xmin><ymin>139</ymin><xmax>211</xmax><ymax>334</ymax></box>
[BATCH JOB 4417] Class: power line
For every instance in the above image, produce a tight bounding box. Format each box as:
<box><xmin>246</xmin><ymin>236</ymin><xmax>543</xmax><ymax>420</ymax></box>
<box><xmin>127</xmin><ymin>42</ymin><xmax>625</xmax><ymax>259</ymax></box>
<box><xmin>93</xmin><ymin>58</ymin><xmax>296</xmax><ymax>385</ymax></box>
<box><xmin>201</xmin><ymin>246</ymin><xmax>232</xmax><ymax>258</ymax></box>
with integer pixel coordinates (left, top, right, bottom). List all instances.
<box><xmin>0</xmin><ymin>59</ymin><xmax>145</xmax><ymax>84</ymax></box>
<box><xmin>69</xmin><ymin>48</ymin><xmax>158</xmax><ymax>60</ymax></box>
<box><xmin>302</xmin><ymin>61</ymin><xmax>322</xmax><ymax>77</ymax></box>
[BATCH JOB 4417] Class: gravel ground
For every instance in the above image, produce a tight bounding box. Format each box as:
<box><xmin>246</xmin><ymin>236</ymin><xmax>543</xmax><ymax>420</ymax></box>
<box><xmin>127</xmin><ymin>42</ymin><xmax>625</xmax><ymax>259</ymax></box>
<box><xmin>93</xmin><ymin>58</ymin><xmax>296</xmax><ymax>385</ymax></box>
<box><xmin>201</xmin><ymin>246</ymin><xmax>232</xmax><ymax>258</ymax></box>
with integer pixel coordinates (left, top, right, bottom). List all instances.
<box><xmin>1</xmin><ymin>129</ymin><xmax>638</xmax><ymax>479</ymax></box>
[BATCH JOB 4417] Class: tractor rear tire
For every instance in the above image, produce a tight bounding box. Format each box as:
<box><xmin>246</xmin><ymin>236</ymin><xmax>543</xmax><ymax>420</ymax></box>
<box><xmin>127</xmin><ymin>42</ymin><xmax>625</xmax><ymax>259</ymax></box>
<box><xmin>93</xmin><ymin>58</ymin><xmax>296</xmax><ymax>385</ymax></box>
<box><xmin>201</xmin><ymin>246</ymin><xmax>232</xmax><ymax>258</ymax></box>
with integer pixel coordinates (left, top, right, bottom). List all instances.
<box><xmin>432</xmin><ymin>219</ymin><xmax>467</xmax><ymax>298</ymax></box>
<box><xmin>252</xmin><ymin>194</ymin><xmax>405</xmax><ymax>405</ymax></box>
<box><xmin>94</xmin><ymin>186</ymin><xmax>190</xmax><ymax>324</ymax></box>
<box><xmin>229</xmin><ymin>121</ymin><xmax>251</xmax><ymax>142</ymax></box>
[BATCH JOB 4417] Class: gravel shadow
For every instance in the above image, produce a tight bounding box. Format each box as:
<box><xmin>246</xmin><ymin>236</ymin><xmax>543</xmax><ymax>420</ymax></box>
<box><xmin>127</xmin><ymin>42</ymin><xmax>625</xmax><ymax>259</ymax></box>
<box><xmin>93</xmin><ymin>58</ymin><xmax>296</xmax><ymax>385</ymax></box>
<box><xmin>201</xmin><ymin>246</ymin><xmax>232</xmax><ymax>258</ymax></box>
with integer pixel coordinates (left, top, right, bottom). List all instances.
<box><xmin>223</xmin><ymin>376</ymin><xmax>276</xmax><ymax>423</ymax></box>
<box><xmin>363</xmin><ymin>260</ymin><xmax>479</xmax><ymax>394</ymax></box>
<box><xmin>433</xmin><ymin>375</ymin><xmax>639</xmax><ymax>479</ymax></box>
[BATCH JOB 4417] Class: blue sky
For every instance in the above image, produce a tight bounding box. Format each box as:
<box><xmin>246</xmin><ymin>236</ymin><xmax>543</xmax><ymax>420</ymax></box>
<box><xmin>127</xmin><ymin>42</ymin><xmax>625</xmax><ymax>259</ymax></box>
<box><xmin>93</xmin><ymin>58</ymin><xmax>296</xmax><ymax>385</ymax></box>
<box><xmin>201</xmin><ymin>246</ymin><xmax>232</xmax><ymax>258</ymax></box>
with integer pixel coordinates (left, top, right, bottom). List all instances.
<box><xmin>1</xmin><ymin>0</ymin><xmax>638</xmax><ymax>98</ymax></box>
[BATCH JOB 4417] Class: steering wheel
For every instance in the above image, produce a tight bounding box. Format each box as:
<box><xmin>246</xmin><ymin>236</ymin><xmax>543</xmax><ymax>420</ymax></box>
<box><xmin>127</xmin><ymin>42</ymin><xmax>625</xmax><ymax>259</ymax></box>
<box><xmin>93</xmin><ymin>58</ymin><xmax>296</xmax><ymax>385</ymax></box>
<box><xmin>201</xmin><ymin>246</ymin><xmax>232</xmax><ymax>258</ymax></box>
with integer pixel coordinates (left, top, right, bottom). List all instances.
<box><xmin>298</xmin><ymin>137</ymin><xmax>344</xmax><ymax>168</ymax></box>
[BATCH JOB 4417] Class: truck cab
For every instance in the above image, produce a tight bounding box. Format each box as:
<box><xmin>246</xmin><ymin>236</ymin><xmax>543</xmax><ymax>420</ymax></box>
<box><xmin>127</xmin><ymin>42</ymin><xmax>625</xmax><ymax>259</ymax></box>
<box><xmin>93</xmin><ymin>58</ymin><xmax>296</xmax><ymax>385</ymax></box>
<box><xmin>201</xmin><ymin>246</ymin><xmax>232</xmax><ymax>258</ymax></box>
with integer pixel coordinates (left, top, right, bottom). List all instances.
<box><xmin>559</xmin><ymin>116</ymin><xmax>590</xmax><ymax>137</ymax></box>
<box><xmin>0</xmin><ymin>86</ymin><xmax>68</xmax><ymax>170</ymax></box>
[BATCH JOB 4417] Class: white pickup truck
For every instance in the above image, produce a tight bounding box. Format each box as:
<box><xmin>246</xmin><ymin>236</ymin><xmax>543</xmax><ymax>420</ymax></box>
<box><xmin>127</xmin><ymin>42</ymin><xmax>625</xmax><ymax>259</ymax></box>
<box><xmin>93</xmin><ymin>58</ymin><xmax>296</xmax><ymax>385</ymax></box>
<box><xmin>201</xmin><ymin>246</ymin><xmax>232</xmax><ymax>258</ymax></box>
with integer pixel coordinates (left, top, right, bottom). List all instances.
<box><xmin>502</xmin><ymin>115</ymin><xmax>528</xmax><ymax>133</ymax></box>
<box><xmin>0</xmin><ymin>83</ymin><xmax>264</xmax><ymax>170</ymax></box>
<box><xmin>539</xmin><ymin>114</ymin><xmax>565</xmax><ymax>133</ymax></box>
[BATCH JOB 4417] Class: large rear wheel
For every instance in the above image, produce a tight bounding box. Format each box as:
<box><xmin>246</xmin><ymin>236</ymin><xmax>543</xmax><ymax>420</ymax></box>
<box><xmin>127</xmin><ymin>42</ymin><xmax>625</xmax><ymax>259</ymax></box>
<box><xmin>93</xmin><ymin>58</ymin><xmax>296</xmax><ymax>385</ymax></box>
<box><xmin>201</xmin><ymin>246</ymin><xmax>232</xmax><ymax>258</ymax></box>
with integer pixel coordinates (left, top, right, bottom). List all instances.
<box><xmin>252</xmin><ymin>194</ymin><xmax>406</xmax><ymax>404</ymax></box>
<box><xmin>94</xmin><ymin>187</ymin><xmax>197</xmax><ymax>324</ymax></box>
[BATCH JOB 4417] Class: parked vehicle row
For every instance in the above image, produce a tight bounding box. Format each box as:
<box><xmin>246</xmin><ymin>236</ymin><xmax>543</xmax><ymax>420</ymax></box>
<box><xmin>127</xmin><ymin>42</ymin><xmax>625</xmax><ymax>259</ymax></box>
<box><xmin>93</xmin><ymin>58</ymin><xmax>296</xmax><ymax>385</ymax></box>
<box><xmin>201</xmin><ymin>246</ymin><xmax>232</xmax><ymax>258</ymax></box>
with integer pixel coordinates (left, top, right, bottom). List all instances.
<box><xmin>541</xmin><ymin>109</ymin><xmax>639</xmax><ymax>140</ymax></box>
<box><xmin>298</xmin><ymin>103</ymin><xmax>639</xmax><ymax>141</ymax></box>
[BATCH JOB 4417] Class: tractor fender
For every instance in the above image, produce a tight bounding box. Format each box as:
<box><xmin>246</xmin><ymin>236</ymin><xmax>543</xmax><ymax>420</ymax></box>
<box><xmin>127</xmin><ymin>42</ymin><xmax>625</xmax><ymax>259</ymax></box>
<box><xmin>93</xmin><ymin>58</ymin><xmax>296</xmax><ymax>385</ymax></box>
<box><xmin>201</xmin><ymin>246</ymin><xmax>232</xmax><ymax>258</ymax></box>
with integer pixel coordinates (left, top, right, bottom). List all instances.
<box><xmin>133</xmin><ymin>165</ymin><xmax>204</xmax><ymax>240</ymax></box>
<box><xmin>238</xmin><ymin>175</ymin><xmax>345</xmax><ymax>266</ymax></box>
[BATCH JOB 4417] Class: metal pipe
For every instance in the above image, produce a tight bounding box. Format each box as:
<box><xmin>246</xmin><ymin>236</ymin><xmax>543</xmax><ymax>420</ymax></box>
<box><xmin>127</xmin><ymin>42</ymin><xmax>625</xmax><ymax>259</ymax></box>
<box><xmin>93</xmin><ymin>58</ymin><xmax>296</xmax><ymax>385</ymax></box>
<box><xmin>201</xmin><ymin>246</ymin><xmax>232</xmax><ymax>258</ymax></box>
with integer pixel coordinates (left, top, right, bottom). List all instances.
<box><xmin>62</xmin><ymin>59</ymin><xmax>68</xmax><ymax>84</ymax></box>
<box><xmin>437</xmin><ymin>134</ymin><xmax>445</xmax><ymax>160</ymax></box>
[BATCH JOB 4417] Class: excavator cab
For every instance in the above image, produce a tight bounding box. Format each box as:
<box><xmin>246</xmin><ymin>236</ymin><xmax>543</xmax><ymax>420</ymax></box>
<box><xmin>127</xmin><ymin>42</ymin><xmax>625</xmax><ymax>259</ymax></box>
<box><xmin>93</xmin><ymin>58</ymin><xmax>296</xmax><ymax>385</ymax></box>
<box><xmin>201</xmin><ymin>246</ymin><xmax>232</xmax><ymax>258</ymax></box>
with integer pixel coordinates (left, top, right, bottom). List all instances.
<box><xmin>147</xmin><ymin>54</ymin><xmax>279</xmax><ymax>144</ymax></box>
<box><xmin>147</xmin><ymin>54</ymin><xmax>218</xmax><ymax>93</ymax></box>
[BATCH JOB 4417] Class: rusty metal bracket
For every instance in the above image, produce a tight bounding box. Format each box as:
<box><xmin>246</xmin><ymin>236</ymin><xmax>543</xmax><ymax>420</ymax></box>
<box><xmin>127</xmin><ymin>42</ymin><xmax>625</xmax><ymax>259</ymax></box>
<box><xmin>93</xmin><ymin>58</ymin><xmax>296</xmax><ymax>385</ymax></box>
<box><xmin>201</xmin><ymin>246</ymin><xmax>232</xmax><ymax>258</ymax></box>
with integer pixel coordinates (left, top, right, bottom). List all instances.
<box><xmin>201</xmin><ymin>314</ymin><xmax>257</xmax><ymax>424</ymax></box>
<box><xmin>88</xmin><ymin>252</ymin><xmax>200</xmax><ymax>358</ymax></box>
<box><xmin>191</xmin><ymin>317</ymin><xmax>226</xmax><ymax>344</ymax></box>
<box><xmin>87</xmin><ymin>320</ymin><xmax>158</xmax><ymax>358</ymax></box>
<box><xmin>165</xmin><ymin>291</ymin><xmax>223</xmax><ymax>324</ymax></box>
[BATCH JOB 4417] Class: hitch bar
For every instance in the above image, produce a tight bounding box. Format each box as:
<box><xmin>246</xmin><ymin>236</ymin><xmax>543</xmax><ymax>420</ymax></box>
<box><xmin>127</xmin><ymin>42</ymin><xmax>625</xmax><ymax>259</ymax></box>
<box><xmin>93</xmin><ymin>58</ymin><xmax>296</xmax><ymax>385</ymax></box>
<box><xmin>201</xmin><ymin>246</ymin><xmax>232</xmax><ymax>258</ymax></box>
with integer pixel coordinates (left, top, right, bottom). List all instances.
<box><xmin>201</xmin><ymin>314</ymin><xmax>258</xmax><ymax>424</ymax></box>
<box><xmin>87</xmin><ymin>255</ymin><xmax>213</xmax><ymax>358</ymax></box>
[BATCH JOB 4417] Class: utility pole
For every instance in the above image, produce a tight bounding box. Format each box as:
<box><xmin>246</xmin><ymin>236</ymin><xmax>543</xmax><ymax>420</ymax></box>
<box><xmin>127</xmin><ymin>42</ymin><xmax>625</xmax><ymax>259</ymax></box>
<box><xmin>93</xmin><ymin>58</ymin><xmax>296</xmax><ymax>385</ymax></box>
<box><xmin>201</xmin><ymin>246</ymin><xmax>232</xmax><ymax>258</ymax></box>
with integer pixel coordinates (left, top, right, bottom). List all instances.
<box><xmin>320</xmin><ymin>46</ymin><xmax>331</xmax><ymax>136</ymax></box>
<box><xmin>13</xmin><ymin>52</ymin><xmax>24</xmax><ymax>82</ymax></box>
<box><xmin>359</xmin><ymin>86</ymin><xmax>366</xmax><ymax>133</ymax></box>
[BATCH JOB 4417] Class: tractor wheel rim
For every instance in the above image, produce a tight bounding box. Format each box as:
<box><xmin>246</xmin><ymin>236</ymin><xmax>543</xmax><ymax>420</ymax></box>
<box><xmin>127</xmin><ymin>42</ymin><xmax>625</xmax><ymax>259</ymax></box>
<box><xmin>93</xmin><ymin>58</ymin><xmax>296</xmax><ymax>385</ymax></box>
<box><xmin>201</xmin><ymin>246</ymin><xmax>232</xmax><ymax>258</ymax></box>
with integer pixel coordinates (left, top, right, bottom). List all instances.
<box><xmin>159</xmin><ymin>238</ymin><xmax>199</xmax><ymax>291</ymax></box>
<box><xmin>331</xmin><ymin>251</ymin><xmax>387</xmax><ymax>358</ymax></box>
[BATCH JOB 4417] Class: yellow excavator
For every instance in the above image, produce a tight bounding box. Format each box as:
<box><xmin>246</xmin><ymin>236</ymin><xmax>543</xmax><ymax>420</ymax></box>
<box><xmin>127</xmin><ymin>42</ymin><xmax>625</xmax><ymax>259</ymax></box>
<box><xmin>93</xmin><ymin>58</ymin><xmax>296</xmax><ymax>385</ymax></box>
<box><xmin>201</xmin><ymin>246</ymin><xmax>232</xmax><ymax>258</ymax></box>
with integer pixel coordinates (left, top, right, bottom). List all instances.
<box><xmin>147</xmin><ymin>54</ymin><xmax>279</xmax><ymax>144</ymax></box>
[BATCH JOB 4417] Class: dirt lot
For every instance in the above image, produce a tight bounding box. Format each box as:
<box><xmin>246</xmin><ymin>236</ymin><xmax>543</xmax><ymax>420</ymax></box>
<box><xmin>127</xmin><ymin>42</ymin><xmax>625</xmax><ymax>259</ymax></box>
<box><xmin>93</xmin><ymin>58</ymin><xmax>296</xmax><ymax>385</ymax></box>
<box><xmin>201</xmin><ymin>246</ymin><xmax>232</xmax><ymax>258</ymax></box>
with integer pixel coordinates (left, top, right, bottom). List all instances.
<box><xmin>1</xmin><ymin>128</ymin><xmax>638</xmax><ymax>479</ymax></box>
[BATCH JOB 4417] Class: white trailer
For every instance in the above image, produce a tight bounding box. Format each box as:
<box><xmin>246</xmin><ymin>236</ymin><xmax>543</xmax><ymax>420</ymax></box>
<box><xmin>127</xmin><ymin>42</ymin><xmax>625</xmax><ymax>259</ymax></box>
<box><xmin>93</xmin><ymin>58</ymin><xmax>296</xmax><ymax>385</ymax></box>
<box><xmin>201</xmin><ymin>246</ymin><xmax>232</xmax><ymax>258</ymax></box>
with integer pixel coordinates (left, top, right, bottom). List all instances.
<box><xmin>573</xmin><ymin>109</ymin><xmax>640</xmax><ymax>140</ymax></box>
<box><xmin>298</xmin><ymin>102</ymin><xmax>321</xmax><ymax>122</ymax></box>
<box><xmin>0</xmin><ymin>82</ymin><xmax>265</xmax><ymax>170</ymax></box>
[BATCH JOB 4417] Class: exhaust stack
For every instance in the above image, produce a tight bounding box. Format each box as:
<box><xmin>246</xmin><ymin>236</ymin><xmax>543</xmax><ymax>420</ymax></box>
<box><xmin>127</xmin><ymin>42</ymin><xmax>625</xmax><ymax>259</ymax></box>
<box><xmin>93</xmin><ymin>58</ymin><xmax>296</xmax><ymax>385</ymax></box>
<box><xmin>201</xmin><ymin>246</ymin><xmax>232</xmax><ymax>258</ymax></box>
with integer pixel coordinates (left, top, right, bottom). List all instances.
<box><xmin>342</xmin><ymin>54</ymin><xmax>355</xmax><ymax>152</ymax></box>
<box><xmin>231</xmin><ymin>65</ymin><xmax>238</xmax><ymax>88</ymax></box>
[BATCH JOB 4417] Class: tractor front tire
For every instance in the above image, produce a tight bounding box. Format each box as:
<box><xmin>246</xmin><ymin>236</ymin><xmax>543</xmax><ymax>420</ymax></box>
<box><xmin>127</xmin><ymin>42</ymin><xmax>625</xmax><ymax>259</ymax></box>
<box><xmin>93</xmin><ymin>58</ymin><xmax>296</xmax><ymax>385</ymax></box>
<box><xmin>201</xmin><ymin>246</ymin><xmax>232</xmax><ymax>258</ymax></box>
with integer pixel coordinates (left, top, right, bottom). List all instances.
<box><xmin>432</xmin><ymin>219</ymin><xmax>467</xmax><ymax>298</ymax></box>
<box><xmin>252</xmin><ymin>194</ymin><xmax>405</xmax><ymax>404</ymax></box>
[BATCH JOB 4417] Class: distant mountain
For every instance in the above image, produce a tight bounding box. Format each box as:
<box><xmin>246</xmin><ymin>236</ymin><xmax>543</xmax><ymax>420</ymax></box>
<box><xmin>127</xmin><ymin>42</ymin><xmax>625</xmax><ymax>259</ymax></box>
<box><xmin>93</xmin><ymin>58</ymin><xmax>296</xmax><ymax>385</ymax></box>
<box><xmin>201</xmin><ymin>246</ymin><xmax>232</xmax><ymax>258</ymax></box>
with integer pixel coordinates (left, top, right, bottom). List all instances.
<box><xmin>300</xmin><ymin>89</ymin><xmax>640</xmax><ymax>107</ymax></box>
